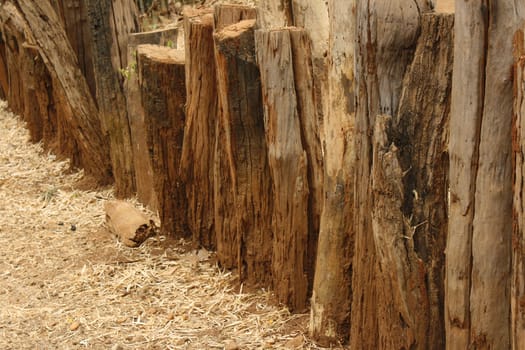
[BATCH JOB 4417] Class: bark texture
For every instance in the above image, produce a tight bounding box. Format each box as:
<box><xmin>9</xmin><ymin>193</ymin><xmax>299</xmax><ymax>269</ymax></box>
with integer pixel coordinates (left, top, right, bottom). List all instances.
<box><xmin>351</xmin><ymin>1</ymin><xmax>431</xmax><ymax>348</ymax></box>
<box><xmin>513</xmin><ymin>28</ymin><xmax>525</xmax><ymax>350</ymax></box>
<box><xmin>180</xmin><ymin>10</ymin><xmax>217</xmax><ymax>249</ymax></box>
<box><xmin>85</xmin><ymin>0</ymin><xmax>137</xmax><ymax>197</ymax></box>
<box><xmin>125</xmin><ymin>28</ymin><xmax>178</xmax><ymax>211</ymax></box>
<box><xmin>256</xmin><ymin>28</ymin><xmax>318</xmax><ymax>311</ymax></box>
<box><xmin>50</xmin><ymin>0</ymin><xmax>96</xmax><ymax>99</ymax></box>
<box><xmin>2</xmin><ymin>0</ymin><xmax>112</xmax><ymax>184</ymax></box>
<box><xmin>213</xmin><ymin>20</ymin><xmax>273</xmax><ymax>285</ymax></box>
<box><xmin>447</xmin><ymin>2</ymin><xmax>524</xmax><ymax>349</ymax></box>
<box><xmin>138</xmin><ymin>45</ymin><xmax>188</xmax><ymax>238</ymax></box>
<box><xmin>309</xmin><ymin>0</ymin><xmax>354</xmax><ymax>345</ymax></box>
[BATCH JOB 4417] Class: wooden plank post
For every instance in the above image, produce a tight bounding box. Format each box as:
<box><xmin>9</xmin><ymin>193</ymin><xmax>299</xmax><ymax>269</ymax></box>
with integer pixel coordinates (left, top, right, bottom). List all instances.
<box><xmin>446</xmin><ymin>2</ymin><xmax>523</xmax><ymax>349</ymax></box>
<box><xmin>125</xmin><ymin>28</ymin><xmax>178</xmax><ymax>211</ymax></box>
<box><xmin>309</xmin><ymin>0</ymin><xmax>354</xmax><ymax>345</ymax></box>
<box><xmin>513</xmin><ymin>28</ymin><xmax>525</xmax><ymax>350</ymax></box>
<box><xmin>137</xmin><ymin>45</ymin><xmax>188</xmax><ymax>238</ymax></box>
<box><xmin>351</xmin><ymin>1</ymin><xmax>431</xmax><ymax>348</ymax></box>
<box><xmin>3</xmin><ymin>0</ymin><xmax>112</xmax><ymax>184</ymax></box>
<box><xmin>256</xmin><ymin>28</ymin><xmax>317</xmax><ymax>311</ymax></box>
<box><xmin>213</xmin><ymin>19</ymin><xmax>273</xmax><ymax>285</ymax></box>
<box><xmin>180</xmin><ymin>9</ymin><xmax>218</xmax><ymax>250</ymax></box>
<box><xmin>84</xmin><ymin>0</ymin><xmax>138</xmax><ymax>197</ymax></box>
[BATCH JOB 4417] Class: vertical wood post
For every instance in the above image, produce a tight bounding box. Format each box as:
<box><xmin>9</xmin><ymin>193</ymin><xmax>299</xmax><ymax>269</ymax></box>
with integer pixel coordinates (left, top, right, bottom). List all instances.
<box><xmin>180</xmin><ymin>10</ymin><xmax>218</xmax><ymax>249</ymax></box>
<box><xmin>213</xmin><ymin>19</ymin><xmax>273</xmax><ymax>285</ymax></box>
<box><xmin>137</xmin><ymin>45</ymin><xmax>188</xmax><ymax>238</ymax></box>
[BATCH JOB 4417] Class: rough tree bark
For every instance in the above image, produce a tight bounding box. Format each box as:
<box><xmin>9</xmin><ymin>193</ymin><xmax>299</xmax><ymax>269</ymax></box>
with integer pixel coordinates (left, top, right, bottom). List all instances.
<box><xmin>309</xmin><ymin>0</ymin><xmax>354</xmax><ymax>345</ymax></box>
<box><xmin>513</xmin><ymin>28</ymin><xmax>525</xmax><ymax>350</ymax></box>
<box><xmin>213</xmin><ymin>19</ymin><xmax>273</xmax><ymax>285</ymax></box>
<box><xmin>180</xmin><ymin>9</ymin><xmax>217</xmax><ymax>249</ymax></box>
<box><xmin>125</xmin><ymin>28</ymin><xmax>178</xmax><ymax>211</ymax></box>
<box><xmin>446</xmin><ymin>2</ymin><xmax>524</xmax><ymax>349</ymax></box>
<box><xmin>256</xmin><ymin>28</ymin><xmax>317</xmax><ymax>311</ymax></box>
<box><xmin>49</xmin><ymin>0</ymin><xmax>96</xmax><ymax>100</ymax></box>
<box><xmin>0</xmin><ymin>19</ymin><xmax>9</xmax><ymax>100</ymax></box>
<box><xmin>213</xmin><ymin>4</ymin><xmax>256</xmax><ymax>31</ymax></box>
<box><xmin>257</xmin><ymin>0</ymin><xmax>293</xmax><ymax>28</ymax></box>
<box><xmin>84</xmin><ymin>0</ymin><xmax>138</xmax><ymax>197</ymax></box>
<box><xmin>3</xmin><ymin>0</ymin><xmax>112</xmax><ymax>184</ymax></box>
<box><xmin>137</xmin><ymin>45</ymin><xmax>187</xmax><ymax>237</ymax></box>
<box><xmin>351</xmin><ymin>1</ymin><xmax>431</xmax><ymax>348</ymax></box>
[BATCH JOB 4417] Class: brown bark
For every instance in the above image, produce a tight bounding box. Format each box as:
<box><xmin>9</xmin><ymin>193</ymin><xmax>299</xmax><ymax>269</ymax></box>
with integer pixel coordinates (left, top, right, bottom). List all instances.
<box><xmin>137</xmin><ymin>45</ymin><xmax>188</xmax><ymax>238</ymax></box>
<box><xmin>0</xmin><ymin>33</ymin><xmax>8</xmax><ymax>99</ymax></box>
<box><xmin>513</xmin><ymin>28</ymin><xmax>525</xmax><ymax>350</ymax></box>
<box><xmin>255</xmin><ymin>28</ymin><xmax>313</xmax><ymax>311</ymax></box>
<box><xmin>288</xmin><ymin>28</ymin><xmax>324</xmax><ymax>287</ymax></box>
<box><xmin>351</xmin><ymin>1</ymin><xmax>426</xmax><ymax>348</ymax></box>
<box><xmin>49</xmin><ymin>0</ymin><xmax>96</xmax><ymax>100</ymax></box>
<box><xmin>180</xmin><ymin>10</ymin><xmax>217</xmax><ymax>249</ymax></box>
<box><xmin>125</xmin><ymin>28</ymin><xmax>178</xmax><ymax>211</ymax></box>
<box><xmin>84</xmin><ymin>0</ymin><xmax>137</xmax><ymax>197</ymax></box>
<box><xmin>6</xmin><ymin>0</ymin><xmax>112</xmax><ymax>184</ymax></box>
<box><xmin>213</xmin><ymin>3</ymin><xmax>256</xmax><ymax>31</ymax></box>
<box><xmin>213</xmin><ymin>19</ymin><xmax>273</xmax><ymax>285</ymax></box>
<box><xmin>309</xmin><ymin>0</ymin><xmax>354</xmax><ymax>345</ymax></box>
<box><xmin>257</xmin><ymin>0</ymin><xmax>293</xmax><ymax>28</ymax></box>
<box><xmin>212</xmin><ymin>4</ymin><xmax>258</xmax><ymax>273</ymax></box>
<box><xmin>447</xmin><ymin>2</ymin><xmax>523</xmax><ymax>349</ymax></box>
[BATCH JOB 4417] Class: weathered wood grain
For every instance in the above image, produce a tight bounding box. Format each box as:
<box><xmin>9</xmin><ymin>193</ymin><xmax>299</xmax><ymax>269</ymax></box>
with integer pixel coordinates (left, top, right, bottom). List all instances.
<box><xmin>180</xmin><ymin>10</ymin><xmax>217</xmax><ymax>249</ymax></box>
<box><xmin>138</xmin><ymin>45</ymin><xmax>188</xmax><ymax>238</ymax></box>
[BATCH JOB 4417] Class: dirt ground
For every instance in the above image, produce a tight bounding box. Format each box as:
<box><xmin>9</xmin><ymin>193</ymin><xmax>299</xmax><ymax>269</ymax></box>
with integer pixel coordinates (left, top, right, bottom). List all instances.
<box><xmin>0</xmin><ymin>101</ymin><xmax>343</xmax><ymax>349</ymax></box>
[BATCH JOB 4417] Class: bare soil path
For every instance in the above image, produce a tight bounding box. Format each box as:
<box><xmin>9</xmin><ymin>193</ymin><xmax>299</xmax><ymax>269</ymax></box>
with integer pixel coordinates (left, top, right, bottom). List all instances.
<box><xmin>0</xmin><ymin>101</ymin><xmax>325</xmax><ymax>349</ymax></box>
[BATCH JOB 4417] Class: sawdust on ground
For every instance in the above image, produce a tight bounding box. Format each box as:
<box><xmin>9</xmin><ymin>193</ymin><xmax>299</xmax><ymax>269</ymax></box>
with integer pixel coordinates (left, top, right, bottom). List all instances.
<box><xmin>0</xmin><ymin>101</ymin><xmax>343</xmax><ymax>349</ymax></box>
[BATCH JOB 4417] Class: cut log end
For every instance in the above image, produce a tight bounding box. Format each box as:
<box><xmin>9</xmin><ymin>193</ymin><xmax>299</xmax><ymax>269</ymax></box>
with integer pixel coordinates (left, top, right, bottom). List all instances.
<box><xmin>105</xmin><ymin>200</ymin><xmax>158</xmax><ymax>247</ymax></box>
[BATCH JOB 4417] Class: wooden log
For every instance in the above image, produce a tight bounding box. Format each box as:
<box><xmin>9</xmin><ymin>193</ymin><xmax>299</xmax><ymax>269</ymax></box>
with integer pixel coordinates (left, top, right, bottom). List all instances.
<box><xmin>309</xmin><ymin>0</ymin><xmax>354</xmax><ymax>345</ymax></box>
<box><xmin>49</xmin><ymin>0</ymin><xmax>97</xmax><ymax>100</ymax></box>
<box><xmin>0</xmin><ymin>3</ymin><xmax>26</xmax><ymax>115</ymax></box>
<box><xmin>180</xmin><ymin>10</ymin><xmax>218</xmax><ymax>249</ymax></box>
<box><xmin>255</xmin><ymin>28</ymin><xmax>310</xmax><ymax>311</ymax></box>
<box><xmin>213</xmin><ymin>3</ymin><xmax>257</xmax><ymax>31</ymax></box>
<box><xmin>447</xmin><ymin>2</ymin><xmax>523</xmax><ymax>348</ymax></box>
<box><xmin>389</xmin><ymin>13</ymin><xmax>453</xmax><ymax>349</ymax></box>
<box><xmin>257</xmin><ymin>0</ymin><xmax>293</xmax><ymax>28</ymax></box>
<box><xmin>213</xmin><ymin>19</ymin><xmax>273</xmax><ymax>285</ymax></box>
<box><xmin>0</xmin><ymin>33</ymin><xmax>8</xmax><ymax>99</ymax></box>
<box><xmin>0</xmin><ymin>2</ymin><xmax>82</xmax><ymax>168</ymax></box>
<box><xmin>351</xmin><ymin>1</ymin><xmax>424</xmax><ymax>348</ymax></box>
<box><xmin>105</xmin><ymin>200</ymin><xmax>158</xmax><ymax>247</ymax></box>
<box><xmin>137</xmin><ymin>45</ymin><xmax>188</xmax><ymax>238</ymax></box>
<box><xmin>287</xmin><ymin>27</ymin><xmax>324</xmax><ymax>295</ymax></box>
<box><xmin>7</xmin><ymin>0</ymin><xmax>112</xmax><ymax>184</ymax></box>
<box><xmin>212</xmin><ymin>3</ymin><xmax>262</xmax><ymax>277</ymax></box>
<box><xmin>125</xmin><ymin>28</ymin><xmax>178</xmax><ymax>211</ymax></box>
<box><xmin>513</xmin><ymin>28</ymin><xmax>525</xmax><ymax>350</ymax></box>
<box><xmin>84</xmin><ymin>0</ymin><xmax>137</xmax><ymax>197</ymax></box>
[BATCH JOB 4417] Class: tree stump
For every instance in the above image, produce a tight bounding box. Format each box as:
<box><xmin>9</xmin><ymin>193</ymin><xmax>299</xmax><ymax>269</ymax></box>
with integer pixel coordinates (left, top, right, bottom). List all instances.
<box><xmin>49</xmin><ymin>0</ymin><xmax>96</xmax><ymax>100</ymax></box>
<box><xmin>84</xmin><ymin>0</ymin><xmax>138</xmax><ymax>197</ymax></box>
<box><xmin>180</xmin><ymin>9</ymin><xmax>217</xmax><ymax>249</ymax></box>
<box><xmin>255</xmin><ymin>28</ymin><xmax>312</xmax><ymax>311</ymax></box>
<box><xmin>446</xmin><ymin>2</ymin><xmax>523</xmax><ymax>349</ymax></box>
<box><xmin>309</xmin><ymin>0</ymin><xmax>355</xmax><ymax>345</ymax></box>
<box><xmin>137</xmin><ymin>44</ymin><xmax>188</xmax><ymax>238</ymax></box>
<box><xmin>4</xmin><ymin>0</ymin><xmax>112</xmax><ymax>184</ymax></box>
<box><xmin>213</xmin><ymin>19</ymin><xmax>273</xmax><ymax>285</ymax></box>
<box><xmin>351</xmin><ymin>1</ymin><xmax>431</xmax><ymax>348</ymax></box>
<box><xmin>213</xmin><ymin>3</ymin><xmax>256</xmax><ymax>31</ymax></box>
<box><xmin>513</xmin><ymin>28</ymin><xmax>525</xmax><ymax>350</ymax></box>
<box><xmin>126</xmin><ymin>28</ymin><xmax>178</xmax><ymax>211</ymax></box>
